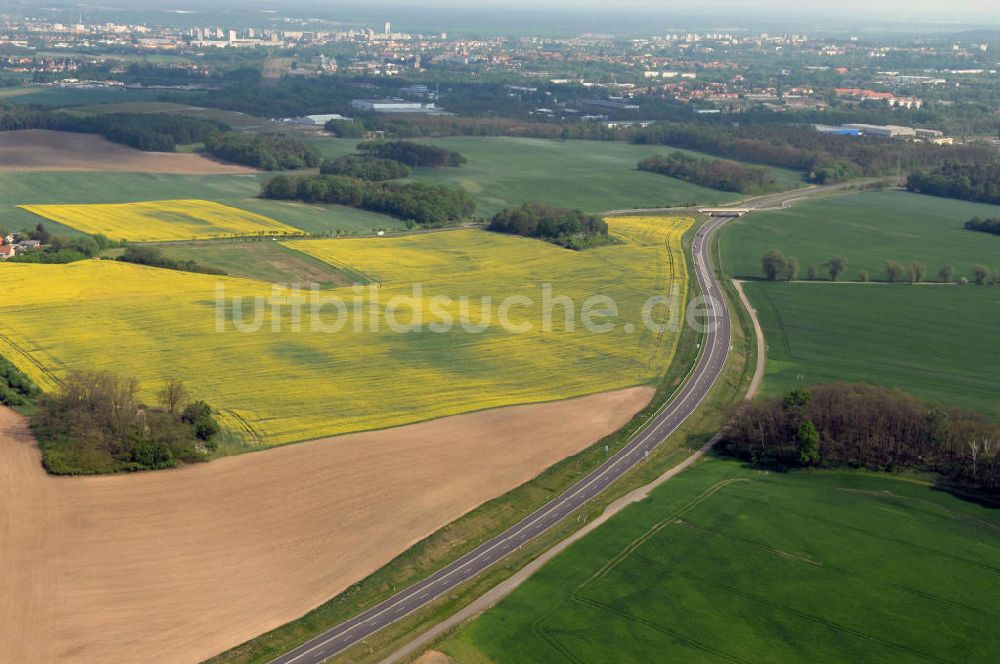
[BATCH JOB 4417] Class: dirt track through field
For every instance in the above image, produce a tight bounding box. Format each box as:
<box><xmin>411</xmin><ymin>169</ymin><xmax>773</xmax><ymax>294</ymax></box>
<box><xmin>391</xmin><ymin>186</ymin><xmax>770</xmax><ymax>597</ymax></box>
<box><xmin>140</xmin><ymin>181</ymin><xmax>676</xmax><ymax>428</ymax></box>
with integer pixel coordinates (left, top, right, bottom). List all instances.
<box><xmin>0</xmin><ymin>387</ymin><xmax>653</xmax><ymax>664</ymax></box>
<box><xmin>0</xmin><ymin>129</ymin><xmax>257</xmax><ymax>173</ymax></box>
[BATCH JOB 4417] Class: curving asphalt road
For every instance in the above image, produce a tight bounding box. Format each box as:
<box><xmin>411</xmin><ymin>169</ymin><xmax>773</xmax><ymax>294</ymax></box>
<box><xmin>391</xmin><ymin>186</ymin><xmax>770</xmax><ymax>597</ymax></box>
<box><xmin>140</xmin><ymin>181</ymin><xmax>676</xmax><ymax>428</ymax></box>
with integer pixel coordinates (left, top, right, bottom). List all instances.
<box><xmin>269</xmin><ymin>214</ymin><xmax>734</xmax><ymax>664</ymax></box>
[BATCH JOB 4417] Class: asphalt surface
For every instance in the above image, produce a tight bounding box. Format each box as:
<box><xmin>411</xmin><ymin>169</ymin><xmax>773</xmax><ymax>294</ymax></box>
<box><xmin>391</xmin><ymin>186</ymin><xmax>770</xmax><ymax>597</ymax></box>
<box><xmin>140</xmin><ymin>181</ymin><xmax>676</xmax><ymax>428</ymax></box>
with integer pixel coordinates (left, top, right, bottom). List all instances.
<box><xmin>269</xmin><ymin>215</ymin><xmax>734</xmax><ymax>664</ymax></box>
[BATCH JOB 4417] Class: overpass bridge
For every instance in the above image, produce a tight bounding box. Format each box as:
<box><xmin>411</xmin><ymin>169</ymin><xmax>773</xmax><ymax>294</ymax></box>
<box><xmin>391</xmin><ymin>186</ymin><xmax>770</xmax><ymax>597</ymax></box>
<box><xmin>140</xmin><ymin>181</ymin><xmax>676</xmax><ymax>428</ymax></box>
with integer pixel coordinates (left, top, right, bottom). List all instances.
<box><xmin>698</xmin><ymin>208</ymin><xmax>752</xmax><ymax>217</ymax></box>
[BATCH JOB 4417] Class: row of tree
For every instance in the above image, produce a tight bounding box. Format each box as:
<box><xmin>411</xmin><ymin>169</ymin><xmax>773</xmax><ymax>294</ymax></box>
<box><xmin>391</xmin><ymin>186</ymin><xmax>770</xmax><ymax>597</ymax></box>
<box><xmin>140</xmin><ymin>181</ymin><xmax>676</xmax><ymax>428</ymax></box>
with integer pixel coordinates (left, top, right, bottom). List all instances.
<box><xmin>487</xmin><ymin>203</ymin><xmax>612</xmax><ymax>249</ymax></box>
<box><xmin>33</xmin><ymin>372</ymin><xmax>220</xmax><ymax>475</ymax></box>
<box><xmin>330</xmin><ymin>113</ymin><xmax>628</xmax><ymax>142</ymax></box>
<box><xmin>118</xmin><ymin>246</ymin><xmax>225</xmax><ymax>275</ymax></box>
<box><xmin>630</xmin><ymin>124</ymin><xmax>998</xmax><ymax>184</ymax></box>
<box><xmin>261</xmin><ymin>174</ymin><xmax>475</xmax><ymax>225</ymax></box>
<box><xmin>319</xmin><ymin>155</ymin><xmax>411</xmax><ymax>181</ymax></box>
<box><xmin>203</xmin><ymin>132</ymin><xmax>321</xmax><ymax>170</ymax></box>
<box><xmin>0</xmin><ymin>104</ymin><xmax>226</xmax><ymax>152</ymax></box>
<box><xmin>761</xmin><ymin>250</ymin><xmax>847</xmax><ymax>281</ymax></box>
<box><xmin>908</xmin><ymin>163</ymin><xmax>1000</xmax><ymax>205</ymax></box>
<box><xmin>761</xmin><ymin>250</ymin><xmax>995</xmax><ymax>284</ymax></box>
<box><xmin>357</xmin><ymin>140</ymin><xmax>466</xmax><ymax>168</ymax></box>
<box><xmin>719</xmin><ymin>383</ymin><xmax>1000</xmax><ymax>496</ymax></box>
<box><xmin>964</xmin><ymin>217</ymin><xmax>1000</xmax><ymax>236</ymax></box>
<box><xmin>638</xmin><ymin>151</ymin><xmax>776</xmax><ymax>193</ymax></box>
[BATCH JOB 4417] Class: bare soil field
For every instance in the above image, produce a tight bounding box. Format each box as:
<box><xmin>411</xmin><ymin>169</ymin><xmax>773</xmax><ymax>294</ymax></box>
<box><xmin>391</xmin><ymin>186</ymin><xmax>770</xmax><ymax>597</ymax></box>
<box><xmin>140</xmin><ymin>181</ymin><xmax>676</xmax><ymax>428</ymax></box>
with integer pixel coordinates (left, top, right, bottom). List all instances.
<box><xmin>0</xmin><ymin>386</ymin><xmax>653</xmax><ymax>664</ymax></box>
<box><xmin>0</xmin><ymin>130</ymin><xmax>256</xmax><ymax>174</ymax></box>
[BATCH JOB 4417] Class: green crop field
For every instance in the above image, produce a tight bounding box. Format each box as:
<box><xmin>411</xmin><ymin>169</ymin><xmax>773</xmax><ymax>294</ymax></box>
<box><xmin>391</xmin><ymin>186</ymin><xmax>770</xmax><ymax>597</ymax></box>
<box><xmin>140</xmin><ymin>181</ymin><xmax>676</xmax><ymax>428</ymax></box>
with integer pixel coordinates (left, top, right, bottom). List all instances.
<box><xmin>0</xmin><ymin>171</ymin><xmax>403</xmax><ymax>238</ymax></box>
<box><xmin>312</xmin><ymin>136</ymin><xmax>806</xmax><ymax>216</ymax></box>
<box><xmin>442</xmin><ymin>457</ymin><xmax>1000</xmax><ymax>664</ymax></box>
<box><xmin>722</xmin><ymin>190</ymin><xmax>1000</xmax><ymax>282</ymax></box>
<box><xmin>742</xmin><ymin>281</ymin><xmax>1000</xmax><ymax>416</ymax></box>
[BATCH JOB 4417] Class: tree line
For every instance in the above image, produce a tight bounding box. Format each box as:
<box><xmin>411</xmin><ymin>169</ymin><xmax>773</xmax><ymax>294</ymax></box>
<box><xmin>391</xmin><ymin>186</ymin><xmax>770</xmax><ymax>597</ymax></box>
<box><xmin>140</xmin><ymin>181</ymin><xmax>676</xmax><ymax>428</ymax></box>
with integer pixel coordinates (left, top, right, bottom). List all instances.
<box><xmin>357</xmin><ymin>140</ymin><xmax>466</xmax><ymax>168</ymax></box>
<box><xmin>0</xmin><ymin>354</ymin><xmax>38</xmax><ymax>406</ymax></box>
<box><xmin>261</xmin><ymin>174</ymin><xmax>476</xmax><ymax>225</ymax></box>
<box><xmin>719</xmin><ymin>383</ymin><xmax>1000</xmax><ymax>497</ymax></box>
<box><xmin>965</xmin><ymin>217</ymin><xmax>1000</xmax><ymax>236</ymax></box>
<box><xmin>487</xmin><ymin>203</ymin><xmax>612</xmax><ymax>249</ymax></box>
<box><xmin>760</xmin><ymin>249</ymin><xmax>995</xmax><ymax>284</ymax></box>
<box><xmin>630</xmin><ymin>124</ymin><xmax>997</xmax><ymax>184</ymax></box>
<box><xmin>320</xmin><ymin>154</ymin><xmax>411</xmax><ymax>181</ymax></box>
<box><xmin>118</xmin><ymin>246</ymin><xmax>225</xmax><ymax>276</ymax></box>
<box><xmin>33</xmin><ymin>372</ymin><xmax>220</xmax><ymax>475</ymax></box>
<box><xmin>0</xmin><ymin>104</ymin><xmax>225</xmax><ymax>152</ymax></box>
<box><xmin>329</xmin><ymin>114</ymin><xmax>627</xmax><ymax>142</ymax></box>
<box><xmin>638</xmin><ymin>151</ymin><xmax>776</xmax><ymax>193</ymax></box>
<box><xmin>203</xmin><ymin>132</ymin><xmax>321</xmax><ymax>171</ymax></box>
<box><xmin>907</xmin><ymin>163</ymin><xmax>1000</xmax><ymax>206</ymax></box>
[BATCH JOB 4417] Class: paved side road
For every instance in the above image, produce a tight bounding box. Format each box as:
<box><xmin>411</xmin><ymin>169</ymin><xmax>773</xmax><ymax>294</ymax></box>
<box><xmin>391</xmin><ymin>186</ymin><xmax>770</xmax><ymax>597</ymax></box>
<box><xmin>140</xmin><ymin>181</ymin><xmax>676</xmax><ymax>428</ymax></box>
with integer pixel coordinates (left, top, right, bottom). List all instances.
<box><xmin>269</xmin><ymin>216</ymin><xmax>734</xmax><ymax>664</ymax></box>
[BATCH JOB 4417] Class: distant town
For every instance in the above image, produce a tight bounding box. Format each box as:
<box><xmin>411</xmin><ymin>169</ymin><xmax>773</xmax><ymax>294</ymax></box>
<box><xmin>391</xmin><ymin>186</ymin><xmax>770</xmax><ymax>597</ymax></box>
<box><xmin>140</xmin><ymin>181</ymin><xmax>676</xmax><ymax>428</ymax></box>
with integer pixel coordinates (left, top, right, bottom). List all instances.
<box><xmin>1</xmin><ymin>13</ymin><xmax>998</xmax><ymax>144</ymax></box>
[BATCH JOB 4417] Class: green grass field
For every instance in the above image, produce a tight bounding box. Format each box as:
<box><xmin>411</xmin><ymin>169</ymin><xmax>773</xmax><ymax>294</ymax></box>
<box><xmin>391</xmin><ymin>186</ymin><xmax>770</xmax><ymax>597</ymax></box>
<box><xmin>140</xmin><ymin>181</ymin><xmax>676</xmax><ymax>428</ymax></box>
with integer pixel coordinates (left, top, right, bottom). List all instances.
<box><xmin>722</xmin><ymin>191</ymin><xmax>1000</xmax><ymax>282</ymax></box>
<box><xmin>742</xmin><ymin>281</ymin><xmax>1000</xmax><ymax>416</ymax></box>
<box><xmin>149</xmin><ymin>241</ymin><xmax>355</xmax><ymax>286</ymax></box>
<box><xmin>312</xmin><ymin>137</ymin><xmax>806</xmax><ymax>216</ymax></box>
<box><xmin>442</xmin><ymin>457</ymin><xmax>1000</xmax><ymax>664</ymax></box>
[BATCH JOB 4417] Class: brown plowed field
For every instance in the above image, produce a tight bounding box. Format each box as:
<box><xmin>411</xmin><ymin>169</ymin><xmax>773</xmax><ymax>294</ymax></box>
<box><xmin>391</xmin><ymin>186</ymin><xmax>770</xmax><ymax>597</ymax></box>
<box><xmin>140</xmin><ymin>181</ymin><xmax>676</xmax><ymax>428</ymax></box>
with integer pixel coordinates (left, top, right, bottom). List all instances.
<box><xmin>0</xmin><ymin>386</ymin><xmax>653</xmax><ymax>663</ymax></box>
<box><xmin>0</xmin><ymin>129</ymin><xmax>256</xmax><ymax>174</ymax></box>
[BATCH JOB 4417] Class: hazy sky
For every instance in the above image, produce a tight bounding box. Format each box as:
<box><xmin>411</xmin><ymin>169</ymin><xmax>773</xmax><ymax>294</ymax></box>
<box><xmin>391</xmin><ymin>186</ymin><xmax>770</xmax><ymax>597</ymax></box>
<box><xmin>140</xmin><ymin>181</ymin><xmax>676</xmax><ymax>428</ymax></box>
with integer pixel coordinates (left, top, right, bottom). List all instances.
<box><xmin>354</xmin><ymin>0</ymin><xmax>1000</xmax><ymax>20</ymax></box>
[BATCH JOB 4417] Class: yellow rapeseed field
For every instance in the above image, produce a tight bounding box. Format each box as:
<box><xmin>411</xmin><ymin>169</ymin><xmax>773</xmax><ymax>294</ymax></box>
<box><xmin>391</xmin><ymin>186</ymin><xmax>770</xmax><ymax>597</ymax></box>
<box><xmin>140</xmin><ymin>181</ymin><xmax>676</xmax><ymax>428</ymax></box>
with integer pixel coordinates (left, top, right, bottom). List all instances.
<box><xmin>0</xmin><ymin>217</ymin><xmax>691</xmax><ymax>446</ymax></box>
<box><xmin>19</xmin><ymin>199</ymin><xmax>303</xmax><ymax>242</ymax></box>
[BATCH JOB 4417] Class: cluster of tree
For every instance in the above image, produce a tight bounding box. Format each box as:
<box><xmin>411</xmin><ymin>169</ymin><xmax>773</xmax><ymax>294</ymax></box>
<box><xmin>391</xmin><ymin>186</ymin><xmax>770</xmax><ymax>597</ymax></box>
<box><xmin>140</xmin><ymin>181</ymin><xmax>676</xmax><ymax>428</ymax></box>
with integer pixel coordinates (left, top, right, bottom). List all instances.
<box><xmin>118</xmin><ymin>246</ymin><xmax>225</xmax><ymax>276</ymax></box>
<box><xmin>638</xmin><ymin>152</ymin><xmax>776</xmax><ymax>193</ymax></box>
<box><xmin>630</xmin><ymin>124</ymin><xmax>997</xmax><ymax>184</ymax></box>
<box><xmin>91</xmin><ymin>113</ymin><xmax>225</xmax><ymax>152</ymax></box>
<box><xmin>719</xmin><ymin>383</ymin><xmax>1000</xmax><ymax>497</ymax></box>
<box><xmin>7</xmin><ymin>224</ymin><xmax>112</xmax><ymax>264</ymax></box>
<box><xmin>173</xmin><ymin>74</ymin><xmax>363</xmax><ymax>118</ymax></box>
<box><xmin>324</xmin><ymin>118</ymin><xmax>367</xmax><ymax>138</ymax></box>
<box><xmin>0</xmin><ymin>354</ymin><xmax>38</xmax><ymax>406</ymax></box>
<box><xmin>261</xmin><ymin>174</ymin><xmax>475</xmax><ymax>225</ymax></box>
<box><xmin>908</xmin><ymin>163</ymin><xmax>1000</xmax><ymax>205</ymax></box>
<box><xmin>204</xmin><ymin>132</ymin><xmax>321</xmax><ymax>170</ymax></box>
<box><xmin>0</xmin><ymin>104</ymin><xmax>226</xmax><ymax>152</ymax></box>
<box><xmin>319</xmin><ymin>155</ymin><xmax>411</xmax><ymax>181</ymax></box>
<box><xmin>33</xmin><ymin>373</ymin><xmax>220</xmax><ymax>475</ymax></box>
<box><xmin>357</xmin><ymin>140</ymin><xmax>466</xmax><ymax>168</ymax></box>
<box><xmin>965</xmin><ymin>217</ymin><xmax>1000</xmax><ymax>236</ymax></box>
<box><xmin>487</xmin><ymin>203</ymin><xmax>612</xmax><ymax>249</ymax></box>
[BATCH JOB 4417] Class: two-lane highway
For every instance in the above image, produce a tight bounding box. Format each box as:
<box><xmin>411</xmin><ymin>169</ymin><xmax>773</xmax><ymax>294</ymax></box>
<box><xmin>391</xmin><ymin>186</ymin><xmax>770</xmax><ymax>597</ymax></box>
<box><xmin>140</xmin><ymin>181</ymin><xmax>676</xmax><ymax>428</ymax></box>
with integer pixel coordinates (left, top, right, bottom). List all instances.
<box><xmin>270</xmin><ymin>215</ymin><xmax>734</xmax><ymax>664</ymax></box>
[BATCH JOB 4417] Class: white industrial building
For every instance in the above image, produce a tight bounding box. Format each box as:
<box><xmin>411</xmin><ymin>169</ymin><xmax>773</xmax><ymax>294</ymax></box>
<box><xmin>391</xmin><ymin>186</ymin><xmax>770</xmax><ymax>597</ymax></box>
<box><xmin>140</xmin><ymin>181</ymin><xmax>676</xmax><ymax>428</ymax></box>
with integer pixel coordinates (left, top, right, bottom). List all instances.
<box><xmin>842</xmin><ymin>124</ymin><xmax>917</xmax><ymax>138</ymax></box>
<box><xmin>350</xmin><ymin>99</ymin><xmax>445</xmax><ymax>114</ymax></box>
<box><xmin>285</xmin><ymin>113</ymin><xmax>350</xmax><ymax>126</ymax></box>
